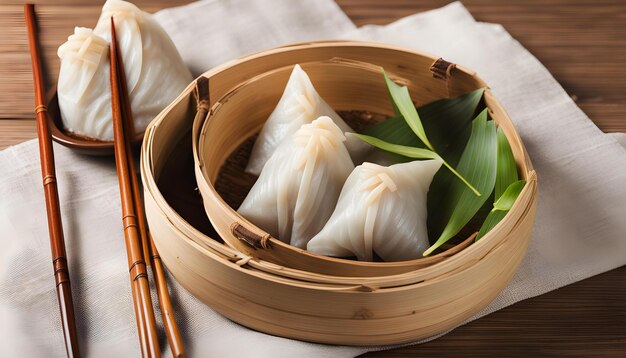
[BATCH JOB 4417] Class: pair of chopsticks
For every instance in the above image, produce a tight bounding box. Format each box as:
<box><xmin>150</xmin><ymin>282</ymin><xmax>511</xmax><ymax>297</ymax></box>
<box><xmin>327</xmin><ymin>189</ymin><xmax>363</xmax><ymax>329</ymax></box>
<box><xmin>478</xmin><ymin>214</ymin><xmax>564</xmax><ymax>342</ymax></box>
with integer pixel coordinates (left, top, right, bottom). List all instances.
<box><xmin>24</xmin><ymin>4</ymin><xmax>80</xmax><ymax>358</ymax></box>
<box><xmin>24</xmin><ymin>4</ymin><xmax>184</xmax><ymax>357</ymax></box>
<box><xmin>109</xmin><ymin>17</ymin><xmax>185</xmax><ymax>358</ymax></box>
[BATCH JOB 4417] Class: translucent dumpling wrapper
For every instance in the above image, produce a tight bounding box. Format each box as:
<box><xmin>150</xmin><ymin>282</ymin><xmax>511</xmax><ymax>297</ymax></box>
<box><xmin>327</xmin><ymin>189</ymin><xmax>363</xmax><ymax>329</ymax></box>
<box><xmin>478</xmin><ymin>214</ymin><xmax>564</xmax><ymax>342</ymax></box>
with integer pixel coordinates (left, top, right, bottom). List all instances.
<box><xmin>238</xmin><ymin>116</ymin><xmax>355</xmax><ymax>249</ymax></box>
<box><xmin>57</xmin><ymin>0</ymin><xmax>193</xmax><ymax>141</ymax></box>
<box><xmin>245</xmin><ymin>64</ymin><xmax>369</xmax><ymax>175</ymax></box>
<box><xmin>307</xmin><ymin>160</ymin><xmax>443</xmax><ymax>261</ymax></box>
<box><xmin>57</xmin><ymin>28</ymin><xmax>111</xmax><ymax>140</ymax></box>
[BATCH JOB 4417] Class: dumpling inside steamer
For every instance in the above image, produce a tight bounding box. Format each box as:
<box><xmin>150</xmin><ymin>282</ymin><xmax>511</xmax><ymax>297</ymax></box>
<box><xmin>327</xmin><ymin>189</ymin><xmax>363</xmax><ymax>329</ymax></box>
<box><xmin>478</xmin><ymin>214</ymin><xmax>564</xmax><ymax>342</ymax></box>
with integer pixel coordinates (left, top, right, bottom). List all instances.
<box><xmin>238</xmin><ymin>116</ymin><xmax>354</xmax><ymax>249</ymax></box>
<box><xmin>245</xmin><ymin>64</ymin><xmax>369</xmax><ymax>175</ymax></box>
<box><xmin>56</xmin><ymin>0</ymin><xmax>193</xmax><ymax>141</ymax></box>
<box><xmin>307</xmin><ymin>160</ymin><xmax>442</xmax><ymax>261</ymax></box>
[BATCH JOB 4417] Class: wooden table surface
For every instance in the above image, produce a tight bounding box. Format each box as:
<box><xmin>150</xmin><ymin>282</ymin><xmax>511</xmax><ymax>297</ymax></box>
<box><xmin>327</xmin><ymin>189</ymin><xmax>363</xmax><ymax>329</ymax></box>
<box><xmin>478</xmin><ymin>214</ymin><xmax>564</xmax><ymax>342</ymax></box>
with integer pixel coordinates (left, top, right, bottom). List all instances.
<box><xmin>1</xmin><ymin>0</ymin><xmax>624</xmax><ymax>356</ymax></box>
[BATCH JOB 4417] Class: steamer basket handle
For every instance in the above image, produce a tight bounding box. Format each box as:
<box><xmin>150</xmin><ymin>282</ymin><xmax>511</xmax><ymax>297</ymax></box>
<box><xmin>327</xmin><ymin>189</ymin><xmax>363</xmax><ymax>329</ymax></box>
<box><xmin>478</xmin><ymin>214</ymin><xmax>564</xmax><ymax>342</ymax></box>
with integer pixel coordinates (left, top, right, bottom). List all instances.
<box><xmin>230</xmin><ymin>222</ymin><xmax>271</xmax><ymax>249</ymax></box>
<box><xmin>194</xmin><ymin>76</ymin><xmax>210</xmax><ymax>111</ymax></box>
<box><xmin>429</xmin><ymin>58</ymin><xmax>456</xmax><ymax>80</ymax></box>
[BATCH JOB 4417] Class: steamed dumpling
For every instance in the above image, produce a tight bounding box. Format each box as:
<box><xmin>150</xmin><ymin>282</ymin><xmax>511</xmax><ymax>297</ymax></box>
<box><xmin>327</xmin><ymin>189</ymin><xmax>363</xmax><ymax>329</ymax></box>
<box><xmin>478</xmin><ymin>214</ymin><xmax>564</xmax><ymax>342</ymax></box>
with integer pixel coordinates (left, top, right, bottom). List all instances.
<box><xmin>57</xmin><ymin>28</ymin><xmax>111</xmax><ymax>139</ymax></box>
<box><xmin>57</xmin><ymin>0</ymin><xmax>193</xmax><ymax>140</ymax></box>
<box><xmin>307</xmin><ymin>160</ymin><xmax>442</xmax><ymax>261</ymax></box>
<box><xmin>245</xmin><ymin>64</ymin><xmax>368</xmax><ymax>175</ymax></box>
<box><xmin>238</xmin><ymin>116</ymin><xmax>354</xmax><ymax>249</ymax></box>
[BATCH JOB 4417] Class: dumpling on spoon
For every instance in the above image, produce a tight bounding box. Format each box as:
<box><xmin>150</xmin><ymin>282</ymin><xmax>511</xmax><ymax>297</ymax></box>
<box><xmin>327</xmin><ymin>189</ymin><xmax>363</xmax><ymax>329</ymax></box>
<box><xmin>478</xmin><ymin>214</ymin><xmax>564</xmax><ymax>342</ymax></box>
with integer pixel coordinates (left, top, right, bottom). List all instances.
<box><xmin>56</xmin><ymin>0</ymin><xmax>192</xmax><ymax>141</ymax></box>
<box><xmin>307</xmin><ymin>160</ymin><xmax>442</xmax><ymax>261</ymax></box>
<box><xmin>57</xmin><ymin>28</ymin><xmax>111</xmax><ymax>140</ymax></box>
<box><xmin>238</xmin><ymin>116</ymin><xmax>354</xmax><ymax>249</ymax></box>
<box><xmin>245</xmin><ymin>64</ymin><xmax>368</xmax><ymax>175</ymax></box>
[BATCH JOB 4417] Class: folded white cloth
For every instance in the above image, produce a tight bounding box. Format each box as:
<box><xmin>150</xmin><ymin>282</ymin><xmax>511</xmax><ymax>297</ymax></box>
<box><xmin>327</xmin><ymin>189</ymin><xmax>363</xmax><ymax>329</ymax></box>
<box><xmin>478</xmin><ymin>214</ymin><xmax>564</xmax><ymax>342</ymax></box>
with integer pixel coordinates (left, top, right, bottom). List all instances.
<box><xmin>1</xmin><ymin>1</ymin><xmax>625</xmax><ymax>357</ymax></box>
<box><xmin>608</xmin><ymin>132</ymin><xmax>626</xmax><ymax>148</ymax></box>
<box><xmin>154</xmin><ymin>0</ymin><xmax>356</xmax><ymax>76</ymax></box>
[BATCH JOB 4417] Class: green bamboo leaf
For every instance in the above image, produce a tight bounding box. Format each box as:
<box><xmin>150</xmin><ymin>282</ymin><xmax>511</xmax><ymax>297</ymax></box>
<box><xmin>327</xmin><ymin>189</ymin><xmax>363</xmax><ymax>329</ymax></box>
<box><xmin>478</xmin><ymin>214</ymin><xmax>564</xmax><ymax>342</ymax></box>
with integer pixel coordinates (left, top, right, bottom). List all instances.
<box><xmin>423</xmin><ymin>109</ymin><xmax>497</xmax><ymax>256</ymax></box>
<box><xmin>476</xmin><ymin>180</ymin><xmax>526</xmax><ymax>240</ymax></box>
<box><xmin>418</xmin><ymin>88</ymin><xmax>484</xmax><ymax>166</ymax></box>
<box><xmin>495</xmin><ymin>127</ymin><xmax>518</xmax><ymax>200</ymax></box>
<box><xmin>364</xmin><ymin>116</ymin><xmax>422</xmax><ymax>147</ymax></box>
<box><xmin>350</xmin><ymin>134</ymin><xmax>439</xmax><ymax>160</ymax></box>
<box><xmin>364</xmin><ymin>88</ymin><xmax>485</xmax><ymax>164</ymax></box>
<box><xmin>373</xmin><ymin>72</ymin><xmax>482</xmax><ymax>196</ymax></box>
<box><xmin>476</xmin><ymin>210</ymin><xmax>507</xmax><ymax>240</ymax></box>
<box><xmin>493</xmin><ymin>180</ymin><xmax>526</xmax><ymax>211</ymax></box>
<box><xmin>383</xmin><ymin>70</ymin><xmax>434</xmax><ymax>151</ymax></box>
<box><xmin>440</xmin><ymin>160</ymin><xmax>481</xmax><ymax>197</ymax></box>
<box><xmin>387</xmin><ymin>88</ymin><xmax>401</xmax><ymax>118</ymax></box>
<box><xmin>427</xmin><ymin>107</ymin><xmax>494</xmax><ymax>241</ymax></box>
<box><xmin>475</xmin><ymin>130</ymin><xmax>521</xmax><ymax>241</ymax></box>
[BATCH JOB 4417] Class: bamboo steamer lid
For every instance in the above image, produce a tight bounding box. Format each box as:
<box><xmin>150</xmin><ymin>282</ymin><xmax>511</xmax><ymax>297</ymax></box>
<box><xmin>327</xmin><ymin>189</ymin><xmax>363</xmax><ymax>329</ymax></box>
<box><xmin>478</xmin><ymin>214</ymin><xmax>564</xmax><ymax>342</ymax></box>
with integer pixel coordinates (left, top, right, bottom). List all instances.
<box><xmin>141</xmin><ymin>41</ymin><xmax>538</xmax><ymax>345</ymax></box>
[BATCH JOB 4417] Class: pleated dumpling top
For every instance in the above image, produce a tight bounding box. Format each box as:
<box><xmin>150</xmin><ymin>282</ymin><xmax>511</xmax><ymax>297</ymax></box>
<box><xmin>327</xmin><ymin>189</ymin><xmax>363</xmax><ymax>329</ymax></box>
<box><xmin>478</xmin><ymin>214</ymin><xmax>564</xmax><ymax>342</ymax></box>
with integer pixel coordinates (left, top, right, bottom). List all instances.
<box><xmin>56</xmin><ymin>0</ymin><xmax>193</xmax><ymax>140</ymax></box>
<box><xmin>245</xmin><ymin>64</ymin><xmax>368</xmax><ymax>175</ymax></box>
<box><xmin>57</xmin><ymin>27</ymin><xmax>112</xmax><ymax>140</ymax></box>
<box><xmin>307</xmin><ymin>159</ymin><xmax>442</xmax><ymax>261</ymax></box>
<box><xmin>238</xmin><ymin>116</ymin><xmax>355</xmax><ymax>249</ymax></box>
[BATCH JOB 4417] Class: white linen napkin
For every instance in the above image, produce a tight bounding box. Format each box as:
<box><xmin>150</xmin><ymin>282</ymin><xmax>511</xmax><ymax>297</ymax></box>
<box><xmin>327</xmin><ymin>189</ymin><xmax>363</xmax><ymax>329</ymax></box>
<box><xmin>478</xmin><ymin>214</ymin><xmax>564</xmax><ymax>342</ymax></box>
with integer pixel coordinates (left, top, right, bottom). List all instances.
<box><xmin>154</xmin><ymin>0</ymin><xmax>356</xmax><ymax>76</ymax></box>
<box><xmin>1</xmin><ymin>1</ymin><xmax>625</xmax><ymax>357</ymax></box>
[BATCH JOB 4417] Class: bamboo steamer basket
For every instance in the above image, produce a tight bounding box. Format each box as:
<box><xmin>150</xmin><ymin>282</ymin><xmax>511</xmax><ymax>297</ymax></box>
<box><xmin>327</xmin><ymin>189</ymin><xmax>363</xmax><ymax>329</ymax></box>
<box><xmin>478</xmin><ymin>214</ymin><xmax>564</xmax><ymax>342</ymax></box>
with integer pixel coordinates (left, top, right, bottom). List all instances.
<box><xmin>141</xmin><ymin>41</ymin><xmax>538</xmax><ymax>345</ymax></box>
<box><xmin>193</xmin><ymin>41</ymin><xmax>536</xmax><ymax>276</ymax></box>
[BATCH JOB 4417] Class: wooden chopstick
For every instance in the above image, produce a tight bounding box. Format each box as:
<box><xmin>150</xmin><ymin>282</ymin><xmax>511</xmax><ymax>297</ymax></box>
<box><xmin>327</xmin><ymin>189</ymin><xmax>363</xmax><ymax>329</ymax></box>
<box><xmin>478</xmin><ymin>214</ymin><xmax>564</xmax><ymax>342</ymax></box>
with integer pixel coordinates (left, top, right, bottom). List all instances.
<box><xmin>110</xmin><ymin>17</ymin><xmax>186</xmax><ymax>358</ymax></box>
<box><xmin>109</xmin><ymin>17</ymin><xmax>161</xmax><ymax>358</ymax></box>
<box><xmin>23</xmin><ymin>4</ymin><xmax>81</xmax><ymax>358</ymax></box>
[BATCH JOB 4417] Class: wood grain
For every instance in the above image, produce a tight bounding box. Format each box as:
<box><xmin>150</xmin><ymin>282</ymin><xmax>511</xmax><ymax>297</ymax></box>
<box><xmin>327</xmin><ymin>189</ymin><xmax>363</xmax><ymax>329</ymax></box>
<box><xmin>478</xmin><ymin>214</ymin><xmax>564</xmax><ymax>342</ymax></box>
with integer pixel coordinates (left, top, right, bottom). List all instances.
<box><xmin>364</xmin><ymin>266</ymin><xmax>626</xmax><ymax>357</ymax></box>
<box><xmin>0</xmin><ymin>119</ymin><xmax>36</xmax><ymax>148</ymax></box>
<box><xmin>1</xmin><ymin>0</ymin><xmax>624</xmax><ymax>356</ymax></box>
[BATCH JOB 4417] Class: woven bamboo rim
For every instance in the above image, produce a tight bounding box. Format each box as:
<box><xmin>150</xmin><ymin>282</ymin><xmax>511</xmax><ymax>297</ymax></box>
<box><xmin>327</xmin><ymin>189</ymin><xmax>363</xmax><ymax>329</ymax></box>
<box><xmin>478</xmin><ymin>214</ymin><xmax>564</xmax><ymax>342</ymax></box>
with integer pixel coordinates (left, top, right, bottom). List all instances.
<box><xmin>140</xmin><ymin>41</ymin><xmax>538</xmax><ymax>345</ymax></box>
<box><xmin>192</xmin><ymin>44</ymin><xmax>534</xmax><ymax>277</ymax></box>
